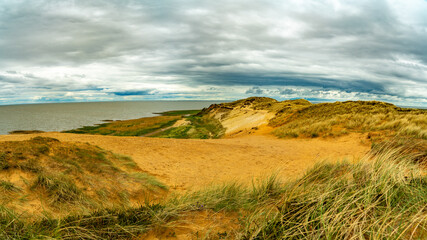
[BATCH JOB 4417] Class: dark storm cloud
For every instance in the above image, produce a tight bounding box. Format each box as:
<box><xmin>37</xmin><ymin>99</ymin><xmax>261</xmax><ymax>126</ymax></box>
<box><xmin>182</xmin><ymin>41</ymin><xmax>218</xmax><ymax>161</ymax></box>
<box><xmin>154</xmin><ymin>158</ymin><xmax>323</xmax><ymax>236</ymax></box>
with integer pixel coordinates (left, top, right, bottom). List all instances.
<box><xmin>195</xmin><ymin>73</ymin><xmax>388</xmax><ymax>94</ymax></box>
<box><xmin>0</xmin><ymin>0</ymin><xmax>426</xmax><ymax>105</ymax></box>
<box><xmin>111</xmin><ymin>89</ymin><xmax>157</xmax><ymax>96</ymax></box>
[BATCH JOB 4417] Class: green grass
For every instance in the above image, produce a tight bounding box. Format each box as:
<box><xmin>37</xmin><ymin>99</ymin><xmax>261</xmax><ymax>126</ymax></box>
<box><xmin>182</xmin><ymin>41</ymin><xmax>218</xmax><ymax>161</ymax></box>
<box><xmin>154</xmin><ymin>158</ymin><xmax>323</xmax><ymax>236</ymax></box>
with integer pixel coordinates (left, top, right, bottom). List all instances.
<box><xmin>0</xmin><ymin>180</ymin><xmax>21</xmax><ymax>193</ymax></box>
<box><xmin>0</xmin><ymin>152</ymin><xmax>8</xmax><ymax>170</ymax></box>
<box><xmin>1</xmin><ymin>144</ymin><xmax>424</xmax><ymax>239</ymax></box>
<box><xmin>63</xmin><ymin>109</ymin><xmax>225</xmax><ymax>139</ymax></box>
<box><xmin>32</xmin><ymin>173</ymin><xmax>84</xmax><ymax>203</ymax></box>
<box><xmin>155</xmin><ymin>109</ymin><xmax>201</xmax><ymax>116</ymax></box>
<box><xmin>63</xmin><ymin>116</ymin><xmax>181</xmax><ymax>136</ymax></box>
<box><xmin>8</xmin><ymin>130</ymin><xmax>45</xmax><ymax>134</ymax></box>
<box><xmin>0</xmin><ymin>204</ymin><xmax>161</xmax><ymax>239</ymax></box>
<box><xmin>131</xmin><ymin>172</ymin><xmax>168</xmax><ymax>190</ymax></box>
<box><xmin>153</xmin><ymin>115</ymin><xmax>225</xmax><ymax>139</ymax></box>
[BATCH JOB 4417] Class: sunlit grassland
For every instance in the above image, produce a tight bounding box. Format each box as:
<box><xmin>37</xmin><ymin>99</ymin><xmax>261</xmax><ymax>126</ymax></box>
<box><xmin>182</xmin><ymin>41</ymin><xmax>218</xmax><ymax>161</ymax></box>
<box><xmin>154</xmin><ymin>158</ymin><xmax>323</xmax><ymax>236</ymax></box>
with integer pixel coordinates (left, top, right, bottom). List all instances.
<box><xmin>272</xmin><ymin>101</ymin><xmax>427</xmax><ymax>140</ymax></box>
<box><xmin>64</xmin><ymin>115</ymin><xmax>181</xmax><ymax>136</ymax></box>
<box><xmin>62</xmin><ymin>110</ymin><xmax>208</xmax><ymax>137</ymax></box>
<box><xmin>0</xmin><ymin>137</ymin><xmax>167</xmax><ymax>219</ymax></box>
<box><xmin>1</xmin><ymin>143</ymin><xmax>425</xmax><ymax>239</ymax></box>
<box><xmin>154</xmin><ymin>109</ymin><xmax>201</xmax><ymax>116</ymax></box>
<box><xmin>153</xmin><ymin>115</ymin><xmax>225</xmax><ymax>139</ymax></box>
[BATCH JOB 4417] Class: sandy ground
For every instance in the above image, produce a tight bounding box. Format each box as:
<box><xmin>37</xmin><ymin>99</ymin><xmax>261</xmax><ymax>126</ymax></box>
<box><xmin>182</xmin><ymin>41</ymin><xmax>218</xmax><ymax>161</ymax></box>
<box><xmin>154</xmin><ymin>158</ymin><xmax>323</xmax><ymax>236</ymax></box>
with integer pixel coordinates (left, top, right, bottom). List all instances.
<box><xmin>0</xmin><ymin>131</ymin><xmax>370</xmax><ymax>191</ymax></box>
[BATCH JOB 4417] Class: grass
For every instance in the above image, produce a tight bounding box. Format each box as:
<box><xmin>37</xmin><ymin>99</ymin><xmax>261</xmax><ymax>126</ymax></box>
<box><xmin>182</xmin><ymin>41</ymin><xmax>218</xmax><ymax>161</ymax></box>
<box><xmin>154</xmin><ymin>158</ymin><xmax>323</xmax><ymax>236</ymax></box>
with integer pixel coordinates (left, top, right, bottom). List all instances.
<box><xmin>32</xmin><ymin>173</ymin><xmax>84</xmax><ymax>203</ymax></box>
<box><xmin>153</xmin><ymin>115</ymin><xmax>225</xmax><ymax>139</ymax></box>
<box><xmin>241</xmin><ymin>149</ymin><xmax>426</xmax><ymax>239</ymax></box>
<box><xmin>0</xmin><ymin>180</ymin><xmax>21</xmax><ymax>193</ymax></box>
<box><xmin>371</xmin><ymin>137</ymin><xmax>427</xmax><ymax>166</ymax></box>
<box><xmin>272</xmin><ymin>100</ymin><xmax>427</xmax><ymax>140</ymax></box>
<box><xmin>62</xmin><ymin>109</ymin><xmax>226</xmax><ymax>139</ymax></box>
<box><xmin>0</xmin><ymin>137</ymin><xmax>167</xmax><ymax>217</ymax></box>
<box><xmin>8</xmin><ymin>130</ymin><xmax>45</xmax><ymax>134</ymax></box>
<box><xmin>1</xmin><ymin>144</ymin><xmax>424</xmax><ymax>239</ymax></box>
<box><xmin>155</xmin><ymin>109</ymin><xmax>202</xmax><ymax>116</ymax></box>
<box><xmin>131</xmin><ymin>172</ymin><xmax>168</xmax><ymax>190</ymax></box>
<box><xmin>63</xmin><ymin>116</ymin><xmax>181</xmax><ymax>136</ymax></box>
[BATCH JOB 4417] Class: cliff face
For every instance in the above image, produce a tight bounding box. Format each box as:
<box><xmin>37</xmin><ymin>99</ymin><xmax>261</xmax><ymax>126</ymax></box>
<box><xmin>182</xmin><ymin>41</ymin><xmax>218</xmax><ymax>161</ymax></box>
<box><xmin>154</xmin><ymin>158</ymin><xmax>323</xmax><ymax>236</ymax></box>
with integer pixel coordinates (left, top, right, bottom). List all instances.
<box><xmin>198</xmin><ymin>96</ymin><xmax>427</xmax><ymax>140</ymax></box>
<box><xmin>198</xmin><ymin>97</ymin><xmax>312</xmax><ymax>136</ymax></box>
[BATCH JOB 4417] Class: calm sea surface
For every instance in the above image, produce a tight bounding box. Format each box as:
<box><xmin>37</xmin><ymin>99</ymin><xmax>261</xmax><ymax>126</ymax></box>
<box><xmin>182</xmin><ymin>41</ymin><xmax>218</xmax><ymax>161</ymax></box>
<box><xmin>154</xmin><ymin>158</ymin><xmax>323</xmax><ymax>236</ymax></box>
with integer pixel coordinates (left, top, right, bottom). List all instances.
<box><xmin>0</xmin><ymin>101</ymin><xmax>221</xmax><ymax>135</ymax></box>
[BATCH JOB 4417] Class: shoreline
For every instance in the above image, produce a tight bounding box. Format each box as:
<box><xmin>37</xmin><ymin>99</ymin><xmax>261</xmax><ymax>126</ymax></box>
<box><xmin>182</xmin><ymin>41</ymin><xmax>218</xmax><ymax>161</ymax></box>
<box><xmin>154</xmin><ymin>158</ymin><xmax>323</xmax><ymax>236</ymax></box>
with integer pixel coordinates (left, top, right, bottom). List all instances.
<box><xmin>0</xmin><ymin>103</ymin><xmax>207</xmax><ymax>135</ymax></box>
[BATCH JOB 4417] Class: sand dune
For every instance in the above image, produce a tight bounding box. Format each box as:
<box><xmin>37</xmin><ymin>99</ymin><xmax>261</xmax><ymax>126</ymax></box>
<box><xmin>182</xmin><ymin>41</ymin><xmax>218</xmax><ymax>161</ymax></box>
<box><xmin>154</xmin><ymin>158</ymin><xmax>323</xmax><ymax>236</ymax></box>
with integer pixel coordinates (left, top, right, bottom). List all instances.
<box><xmin>0</xmin><ymin>131</ymin><xmax>369</xmax><ymax>191</ymax></box>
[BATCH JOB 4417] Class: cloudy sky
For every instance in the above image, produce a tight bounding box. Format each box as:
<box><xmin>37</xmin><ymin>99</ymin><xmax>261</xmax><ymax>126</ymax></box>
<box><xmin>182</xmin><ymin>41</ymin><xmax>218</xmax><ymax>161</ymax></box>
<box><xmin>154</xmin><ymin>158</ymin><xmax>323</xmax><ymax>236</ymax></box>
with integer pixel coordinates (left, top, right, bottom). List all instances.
<box><xmin>0</xmin><ymin>0</ymin><xmax>426</xmax><ymax>106</ymax></box>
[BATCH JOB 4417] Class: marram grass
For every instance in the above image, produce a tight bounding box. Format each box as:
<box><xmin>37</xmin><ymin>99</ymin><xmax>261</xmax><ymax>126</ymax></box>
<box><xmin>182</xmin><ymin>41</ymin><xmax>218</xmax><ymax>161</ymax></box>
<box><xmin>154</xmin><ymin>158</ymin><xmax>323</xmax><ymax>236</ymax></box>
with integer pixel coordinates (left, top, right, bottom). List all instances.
<box><xmin>240</xmin><ymin>148</ymin><xmax>426</xmax><ymax>240</ymax></box>
<box><xmin>1</xmin><ymin>146</ymin><xmax>425</xmax><ymax>239</ymax></box>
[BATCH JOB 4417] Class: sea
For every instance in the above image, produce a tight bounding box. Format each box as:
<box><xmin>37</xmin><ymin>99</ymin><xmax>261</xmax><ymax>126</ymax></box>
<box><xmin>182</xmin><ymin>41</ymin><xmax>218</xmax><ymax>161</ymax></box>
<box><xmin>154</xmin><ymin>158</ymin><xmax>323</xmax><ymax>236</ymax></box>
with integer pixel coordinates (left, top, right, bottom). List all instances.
<box><xmin>0</xmin><ymin>101</ymin><xmax>222</xmax><ymax>135</ymax></box>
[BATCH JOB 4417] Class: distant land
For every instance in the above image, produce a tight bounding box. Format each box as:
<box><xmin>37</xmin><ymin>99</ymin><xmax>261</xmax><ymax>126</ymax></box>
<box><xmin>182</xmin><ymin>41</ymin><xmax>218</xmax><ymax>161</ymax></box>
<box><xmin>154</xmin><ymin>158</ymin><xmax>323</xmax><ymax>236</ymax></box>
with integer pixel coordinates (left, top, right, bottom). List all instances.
<box><xmin>0</xmin><ymin>97</ymin><xmax>425</xmax><ymax>239</ymax></box>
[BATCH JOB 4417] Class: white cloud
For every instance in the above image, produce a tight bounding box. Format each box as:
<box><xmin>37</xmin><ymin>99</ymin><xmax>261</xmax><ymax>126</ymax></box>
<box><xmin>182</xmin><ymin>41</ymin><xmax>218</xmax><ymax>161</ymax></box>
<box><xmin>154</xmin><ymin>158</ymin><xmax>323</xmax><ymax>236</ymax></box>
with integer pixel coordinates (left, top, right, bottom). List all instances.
<box><xmin>0</xmin><ymin>0</ymin><xmax>426</xmax><ymax>106</ymax></box>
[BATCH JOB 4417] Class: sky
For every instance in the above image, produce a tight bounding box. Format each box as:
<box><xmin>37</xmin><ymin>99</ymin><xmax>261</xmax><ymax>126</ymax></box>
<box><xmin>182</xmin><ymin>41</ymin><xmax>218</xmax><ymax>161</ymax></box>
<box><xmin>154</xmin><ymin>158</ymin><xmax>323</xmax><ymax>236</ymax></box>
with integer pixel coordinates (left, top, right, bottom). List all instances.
<box><xmin>0</xmin><ymin>0</ymin><xmax>426</xmax><ymax>106</ymax></box>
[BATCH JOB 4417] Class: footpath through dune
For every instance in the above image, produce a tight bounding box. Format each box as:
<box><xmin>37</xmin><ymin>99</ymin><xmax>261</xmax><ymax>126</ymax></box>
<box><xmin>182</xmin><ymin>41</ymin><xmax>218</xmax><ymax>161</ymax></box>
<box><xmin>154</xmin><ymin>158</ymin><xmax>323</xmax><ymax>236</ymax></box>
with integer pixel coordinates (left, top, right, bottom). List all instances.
<box><xmin>0</xmin><ymin>132</ymin><xmax>369</xmax><ymax>191</ymax></box>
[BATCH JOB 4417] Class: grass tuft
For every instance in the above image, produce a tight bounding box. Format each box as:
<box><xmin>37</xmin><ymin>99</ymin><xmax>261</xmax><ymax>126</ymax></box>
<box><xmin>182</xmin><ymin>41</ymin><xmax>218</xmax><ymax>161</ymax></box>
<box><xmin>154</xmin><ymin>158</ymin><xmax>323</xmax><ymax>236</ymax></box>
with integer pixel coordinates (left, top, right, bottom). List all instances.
<box><xmin>0</xmin><ymin>180</ymin><xmax>21</xmax><ymax>193</ymax></box>
<box><xmin>0</xmin><ymin>139</ymin><xmax>425</xmax><ymax>239</ymax></box>
<box><xmin>241</xmin><ymin>148</ymin><xmax>427</xmax><ymax>239</ymax></box>
<box><xmin>32</xmin><ymin>173</ymin><xmax>83</xmax><ymax>203</ymax></box>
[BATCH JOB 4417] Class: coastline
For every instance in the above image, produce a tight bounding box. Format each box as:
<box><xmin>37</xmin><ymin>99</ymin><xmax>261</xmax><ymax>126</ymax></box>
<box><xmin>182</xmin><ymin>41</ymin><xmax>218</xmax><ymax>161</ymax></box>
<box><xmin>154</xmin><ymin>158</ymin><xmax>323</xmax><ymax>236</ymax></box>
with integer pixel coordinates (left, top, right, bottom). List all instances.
<box><xmin>0</xmin><ymin>101</ymin><xmax>218</xmax><ymax>135</ymax></box>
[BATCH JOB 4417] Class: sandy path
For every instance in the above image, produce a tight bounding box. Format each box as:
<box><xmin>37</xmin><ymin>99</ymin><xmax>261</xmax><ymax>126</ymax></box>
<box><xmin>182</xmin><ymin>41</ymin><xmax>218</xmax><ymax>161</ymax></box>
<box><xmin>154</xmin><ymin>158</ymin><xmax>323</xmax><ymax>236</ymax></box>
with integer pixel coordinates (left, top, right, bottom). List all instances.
<box><xmin>0</xmin><ymin>133</ymin><xmax>369</xmax><ymax>191</ymax></box>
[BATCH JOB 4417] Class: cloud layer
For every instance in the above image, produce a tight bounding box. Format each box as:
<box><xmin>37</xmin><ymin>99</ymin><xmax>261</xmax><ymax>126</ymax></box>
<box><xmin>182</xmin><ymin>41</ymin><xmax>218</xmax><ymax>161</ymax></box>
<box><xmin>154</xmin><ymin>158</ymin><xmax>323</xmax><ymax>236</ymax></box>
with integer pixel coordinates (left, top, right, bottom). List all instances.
<box><xmin>0</xmin><ymin>0</ymin><xmax>426</xmax><ymax>106</ymax></box>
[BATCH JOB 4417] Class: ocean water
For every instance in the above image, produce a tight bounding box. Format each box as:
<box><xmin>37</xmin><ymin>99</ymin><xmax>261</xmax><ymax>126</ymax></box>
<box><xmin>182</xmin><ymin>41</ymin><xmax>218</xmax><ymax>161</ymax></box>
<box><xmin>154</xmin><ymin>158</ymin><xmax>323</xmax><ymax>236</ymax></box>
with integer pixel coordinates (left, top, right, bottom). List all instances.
<box><xmin>0</xmin><ymin>101</ymin><xmax>221</xmax><ymax>135</ymax></box>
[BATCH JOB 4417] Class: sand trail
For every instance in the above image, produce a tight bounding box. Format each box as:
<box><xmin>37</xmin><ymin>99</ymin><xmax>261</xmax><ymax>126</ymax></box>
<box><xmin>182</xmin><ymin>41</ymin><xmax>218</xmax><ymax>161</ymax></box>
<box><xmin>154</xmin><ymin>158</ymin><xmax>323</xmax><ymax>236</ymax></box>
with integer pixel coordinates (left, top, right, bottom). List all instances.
<box><xmin>0</xmin><ymin>132</ymin><xmax>369</xmax><ymax>191</ymax></box>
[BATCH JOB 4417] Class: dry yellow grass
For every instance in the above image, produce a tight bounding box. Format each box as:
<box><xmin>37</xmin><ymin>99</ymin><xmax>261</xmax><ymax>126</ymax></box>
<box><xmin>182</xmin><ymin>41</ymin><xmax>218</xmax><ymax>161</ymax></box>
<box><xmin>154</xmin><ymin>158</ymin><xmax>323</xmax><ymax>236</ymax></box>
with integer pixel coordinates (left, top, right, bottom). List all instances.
<box><xmin>0</xmin><ymin>137</ymin><xmax>166</xmax><ymax>217</ymax></box>
<box><xmin>196</xmin><ymin>97</ymin><xmax>425</xmax><ymax>141</ymax></box>
<box><xmin>272</xmin><ymin>100</ymin><xmax>427</xmax><ymax>140</ymax></box>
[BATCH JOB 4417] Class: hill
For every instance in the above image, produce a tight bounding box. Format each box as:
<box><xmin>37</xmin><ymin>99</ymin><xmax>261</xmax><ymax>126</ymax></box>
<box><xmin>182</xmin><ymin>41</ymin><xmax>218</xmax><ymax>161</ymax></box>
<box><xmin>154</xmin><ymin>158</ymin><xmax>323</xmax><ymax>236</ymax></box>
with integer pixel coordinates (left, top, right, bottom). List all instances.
<box><xmin>0</xmin><ymin>137</ymin><xmax>166</xmax><ymax>218</ymax></box>
<box><xmin>272</xmin><ymin>100</ymin><xmax>426</xmax><ymax>140</ymax></box>
<box><xmin>198</xmin><ymin>97</ymin><xmax>426</xmax><ymax>141</ymax></box>
<box><xmin>198</xmin><ymin>97</ymin><xmax>312</xmax><ymax>136</ymax></box>
<box><xmin>0</xmin><ymin>136</ymin><xmax>425</xmax><ymax>239</ymax></box>
<box><xmin>2</xmin><ymin>97</ymin><xmax>425</xmax><ymax>238</ymax></box>
<box><xmin>62</xmin><ymin>97</ymin><xmax>426</xmax><ymax>142</ymax></box>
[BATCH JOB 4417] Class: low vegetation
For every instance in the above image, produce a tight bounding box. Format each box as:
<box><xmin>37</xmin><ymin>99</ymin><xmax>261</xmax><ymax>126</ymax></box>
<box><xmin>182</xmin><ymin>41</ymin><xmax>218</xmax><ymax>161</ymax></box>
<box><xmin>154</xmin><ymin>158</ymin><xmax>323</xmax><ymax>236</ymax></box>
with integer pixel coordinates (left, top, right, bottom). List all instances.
<box><xmin>154</xmin><ymin>109</ymin><xmax>201</xmax><ymax>116</ymax></box>
<box><xmin>153</xmin><ymin>115</ymin><xmax>225</xmax><ymax>139</ymax></box>
<box><xmin>61</xmin><ymin>98</ymin><xmax>426</xmax><ymax>141</ymax></box>
<box><xmin>0</xmin><ymin>137</ymin><xmax>166</xmax><ymax>218</ymax></box>
<box><xmin>1</xmin><ymin>143</ymin><xmax>425</xmax><ymax>239</ymax></box>
<box><xmin>64</xmin><ymin>115</ymin><xmax>181</xmax><ymax>136</ymax></box>
<box><xmin>272</xmin><ymin>100</ymin><xmax>427</xmax><ymax>140</ymax></box>
<box><xmin>8</xmin><ymin>130</ymin><xmax>45</xmax><ymax>134</ymax></box>
<box><xmin>63</xmin><ymin>109</ymin><xmax>226</xmax><ymax>139</ymax></box>
<box><xmin>241</xmin><ymin>148</ymin><xmax>426</xmax><ymax>239</ymax></box>
<box><xmin>196</xmin><ymin>97</ymin><xmax>426</xmax><ymax>141</ymax></box>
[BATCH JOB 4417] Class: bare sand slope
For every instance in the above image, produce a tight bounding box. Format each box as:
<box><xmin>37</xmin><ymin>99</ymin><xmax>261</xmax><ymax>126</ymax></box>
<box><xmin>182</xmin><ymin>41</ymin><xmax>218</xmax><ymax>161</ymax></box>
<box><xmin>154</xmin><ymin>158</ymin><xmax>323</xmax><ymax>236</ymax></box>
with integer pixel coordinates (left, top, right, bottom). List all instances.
<box><xmin>0</xmin><ymin>133</ymin><xmax>369</xmax><ymax>191</ymax></box>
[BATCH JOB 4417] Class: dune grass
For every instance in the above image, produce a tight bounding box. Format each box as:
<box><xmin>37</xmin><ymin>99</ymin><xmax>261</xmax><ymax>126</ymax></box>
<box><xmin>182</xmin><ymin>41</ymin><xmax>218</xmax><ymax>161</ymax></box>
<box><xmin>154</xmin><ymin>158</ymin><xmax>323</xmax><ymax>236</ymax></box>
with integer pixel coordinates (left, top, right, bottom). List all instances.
<box><xmin>241</xmin><ymin>149</ymin><xmax>426</xmax><ymax>239</ymax></box>
<box><xmin>1</xmin><ymin>143</ymin><xmax>425</xmax><ymax>239</ymax></box>
<box><xmin>0</xmin><ymin>180</ymin><xmax>21</xmax><ymax>193</ymax></box>
<box><xmin>153</xmin><ymin>115</ymin><xmax>225</xmax><ymax>139</ymax></box>
<box><xmin>0</xmin><ymin>137</ymin><xmax>167</xmax><ymax>218</ymax></box>
<box><xmin>62</xmin><ymin>110</ymin><xmax>222</xmax><ymax>139</ymax></box>
<box><xmin>155</xmin><ymin>109</ymin><xmax>201</xmax><ymax>116</ymax></box>
<box><xmin>273</xmin><ymin>101</ymin><xmax>427</xmax><ymax>140</ymax></box>
<box><xmin>63</xmin><ymin>116</ymin><xmax>181</xmax><ymax>136</ymax></box>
